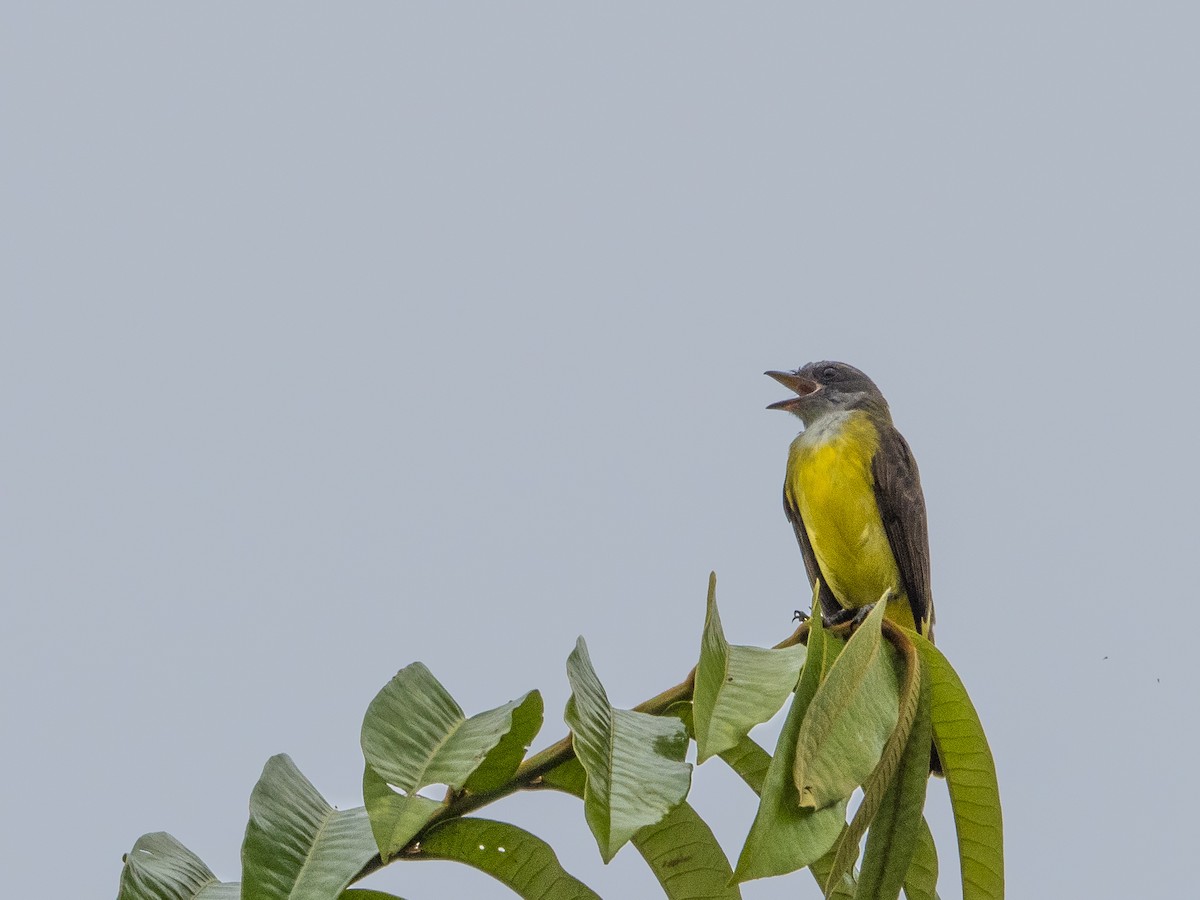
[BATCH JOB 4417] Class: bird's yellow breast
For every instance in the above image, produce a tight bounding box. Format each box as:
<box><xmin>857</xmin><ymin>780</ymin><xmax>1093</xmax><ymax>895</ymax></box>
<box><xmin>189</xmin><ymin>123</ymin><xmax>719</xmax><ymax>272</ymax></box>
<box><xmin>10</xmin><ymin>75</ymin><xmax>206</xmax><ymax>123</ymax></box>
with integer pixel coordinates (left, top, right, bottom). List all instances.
<box><xmin>785</xmin><ymin>411</ymin><xmax>909</xmax><ymax>624</ymax></box>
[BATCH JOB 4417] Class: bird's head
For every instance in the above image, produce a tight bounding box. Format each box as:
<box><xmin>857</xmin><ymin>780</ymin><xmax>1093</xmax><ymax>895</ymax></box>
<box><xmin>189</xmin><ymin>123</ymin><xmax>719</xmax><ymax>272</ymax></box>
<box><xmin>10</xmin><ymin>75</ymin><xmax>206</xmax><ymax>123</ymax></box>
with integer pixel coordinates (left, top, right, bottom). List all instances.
<box><xmin>765</xmin><ymin>361</ymin><xmax>890</xmax><ymax>427</ymax></box>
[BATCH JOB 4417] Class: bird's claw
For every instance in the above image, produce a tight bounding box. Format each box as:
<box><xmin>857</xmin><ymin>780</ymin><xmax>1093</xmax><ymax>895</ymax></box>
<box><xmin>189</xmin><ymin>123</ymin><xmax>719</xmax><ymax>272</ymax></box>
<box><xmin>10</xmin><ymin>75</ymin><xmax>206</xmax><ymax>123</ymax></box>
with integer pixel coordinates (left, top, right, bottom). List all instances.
<box><xmin>850</xmin><ymin>603</ymin><xmax>876</xmax><ymax>628</ymax></box>
<box><xmin>821</xmin><ymin>602</ymin><xmax>878</xmax><ymax>632</ymax></box>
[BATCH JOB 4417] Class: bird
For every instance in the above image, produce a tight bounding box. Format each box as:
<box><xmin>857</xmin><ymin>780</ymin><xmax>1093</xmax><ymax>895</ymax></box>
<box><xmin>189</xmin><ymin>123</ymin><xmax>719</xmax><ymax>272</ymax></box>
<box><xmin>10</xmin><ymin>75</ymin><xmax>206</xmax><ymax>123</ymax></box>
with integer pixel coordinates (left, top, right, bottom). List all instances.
<box><xmin>766</xmin><ymin>361</ymin><xmax>933</xmax><ymax>640</ymax></box>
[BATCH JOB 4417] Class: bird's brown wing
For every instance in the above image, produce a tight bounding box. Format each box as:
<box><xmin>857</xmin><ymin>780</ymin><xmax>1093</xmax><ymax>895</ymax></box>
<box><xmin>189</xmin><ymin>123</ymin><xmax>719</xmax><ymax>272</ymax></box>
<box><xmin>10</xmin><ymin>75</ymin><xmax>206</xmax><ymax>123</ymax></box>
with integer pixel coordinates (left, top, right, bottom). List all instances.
<box><xmin>871</xmin><ymin>425</ymin><xmax>934</xmax><ymax>637</ymax></box>
<box><xmin>783</xmin><ymin>486</ymin><xmax>841</xmax><ymax>621</ymax></box>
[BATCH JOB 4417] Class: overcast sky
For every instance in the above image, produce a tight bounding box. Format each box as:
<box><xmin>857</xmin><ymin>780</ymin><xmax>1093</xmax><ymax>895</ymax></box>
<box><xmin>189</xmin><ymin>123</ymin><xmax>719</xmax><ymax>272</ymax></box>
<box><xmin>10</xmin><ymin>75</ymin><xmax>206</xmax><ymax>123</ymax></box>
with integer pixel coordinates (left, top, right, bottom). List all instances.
<box><xmin>3</xmin><ymin>4</ymin><xmax>1198</xmax><ymax>898</ymax></box>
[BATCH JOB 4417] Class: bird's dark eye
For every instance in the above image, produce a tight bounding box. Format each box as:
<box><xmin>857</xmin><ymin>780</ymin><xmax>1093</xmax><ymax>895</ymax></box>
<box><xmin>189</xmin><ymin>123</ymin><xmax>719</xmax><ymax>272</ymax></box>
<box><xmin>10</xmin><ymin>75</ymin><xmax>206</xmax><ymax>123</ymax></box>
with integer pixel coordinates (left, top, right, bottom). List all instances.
<box><xmin>822</xmin><ymin>365</ymin><xmax>838</xmax><ymax>381</ymax></box>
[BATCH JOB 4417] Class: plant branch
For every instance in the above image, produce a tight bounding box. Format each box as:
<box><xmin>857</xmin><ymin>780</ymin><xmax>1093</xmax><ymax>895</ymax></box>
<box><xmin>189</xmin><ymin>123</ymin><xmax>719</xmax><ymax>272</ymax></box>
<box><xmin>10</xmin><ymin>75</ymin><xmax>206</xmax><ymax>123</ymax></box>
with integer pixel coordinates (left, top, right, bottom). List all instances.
<box><xmin>353</xmin><ymin>618</ymin><xmax>811</xmax><ymax>882</ymax></box>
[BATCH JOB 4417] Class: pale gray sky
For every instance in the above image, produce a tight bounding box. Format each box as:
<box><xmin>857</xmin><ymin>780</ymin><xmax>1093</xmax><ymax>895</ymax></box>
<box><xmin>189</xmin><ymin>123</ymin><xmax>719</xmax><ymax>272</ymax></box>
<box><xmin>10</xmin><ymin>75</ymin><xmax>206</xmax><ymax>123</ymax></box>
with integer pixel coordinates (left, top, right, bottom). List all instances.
<box><xmin>3</xmin><ymin>4</ymin><xmax>1197</xmax><ymax>898</ymax></box>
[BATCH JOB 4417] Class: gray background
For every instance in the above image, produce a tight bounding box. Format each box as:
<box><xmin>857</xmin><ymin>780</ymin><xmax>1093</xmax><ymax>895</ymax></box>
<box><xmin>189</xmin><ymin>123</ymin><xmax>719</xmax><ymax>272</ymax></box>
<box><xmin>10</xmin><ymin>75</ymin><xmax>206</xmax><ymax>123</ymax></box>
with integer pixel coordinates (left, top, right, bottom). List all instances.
<box><xmin>3</xmin><ymin>4</ymin><xmax>1196</xmax><ymax>898</ymax></box>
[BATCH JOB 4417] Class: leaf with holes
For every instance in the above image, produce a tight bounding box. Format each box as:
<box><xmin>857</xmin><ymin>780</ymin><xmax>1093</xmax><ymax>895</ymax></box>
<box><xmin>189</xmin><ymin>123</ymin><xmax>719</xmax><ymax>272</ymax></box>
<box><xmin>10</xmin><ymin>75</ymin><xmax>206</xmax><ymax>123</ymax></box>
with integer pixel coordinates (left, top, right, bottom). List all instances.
<box><xmin>418</xmin><ymin>817</ymin><xmax>601</xmax><ymax>899</ymax></box>
<box><xmin>361</xmin><ymin>662</ymin><xmax>540</xmax><ymax>796</ymax></box>
<box><xmin>361</xmin><ymin>763</ymin><xmax>440</xmax><ymax>861</ymax></box>
<box><xmin>118</xmin><ymin>832</ymin><xmax>238</xmax><ymax>900</ymax></box>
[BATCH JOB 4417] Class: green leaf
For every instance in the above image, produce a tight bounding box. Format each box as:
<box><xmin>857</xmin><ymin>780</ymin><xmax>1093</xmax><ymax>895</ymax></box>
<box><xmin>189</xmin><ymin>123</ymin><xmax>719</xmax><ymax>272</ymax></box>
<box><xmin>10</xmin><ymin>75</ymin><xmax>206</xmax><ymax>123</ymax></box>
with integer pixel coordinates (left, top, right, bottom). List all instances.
<box><xmin>463</xmin><ymin>690</ymin><xmax>544</xmax><ymax>793</ymax></box>
<box><xmin>542</xmin><ymin>756</ymin><xmax>740</xmax><ymax>899</ymax></box>
<box><xmin>417</xmin><ymin>817</ymin><xmax>602</xmax><ymax>899</ymax></box>
<box><xmin>118</xmin><ymin>832</ymin><xmax>239</xmax><ymax>900</ymax></box>
<box><xmin>718</xmin><ymin>735</ymin><xmax>772</xmax><ymax>795</ymax></box>
<box><xmin>903</xmin><ymin>817</ymin><xmax>940</xmax><ymax>900</ymax></box>
<box><xmin>855</xmin><ymin>654</ymin><xmax>933</xmax><ymax>900</ymax></box>
<box><xmin>732</xmin><ymin>615</ymin><xmax>848</xmax><ymax>882</ymax></box>
<box><xmin>339</xmin><ymin>891</ymin><xmax>410</xmax><ymax>900</ymax></box>
<box><xmin>241</xmin><ymin>754</ymin><xmax>378</xmax><ymax>900</ymax></box>
<box><xmin>564</xmin><ymin>638</ymin><xmax>692</xmax><ymax>862</ymax></box>
<box><xmin>793</xmin><ymin>598</ymin><xmax>900</xmax><ymax>810</ymax></box>
<box><xmin>720</xmin><ymin>738</ymin><xmax>857</xmax><ymax>898</ymax></box>
<box><xmin>362</xmin><ymin>764</ymin><xmax>441</xmax><ymax>861</ymax></box>
<box><xmin>693</xmin><ymin>572</ymin><xmax>807</xmax><ymax>762</ymax></box>
<box><xmin>632</xmin><ymin>802</ymin><xmax>742</xmax><ymax>900</ymax></box>
<box><xmin>540</xmin><ymin>756</ymin><xmax>588</xmax><ymax>797</ymax></box>
<box><xmin>361</xmin><ymin>662</ymin><xmax>541</xmax><ymax>796</ymax></box>
<box><xmin>914</xmin><ymin>635</ymin><xmax>1004</xmax><ymax>900</ymax></box>
<box><xmin>809</xmin><ymin>830</ymin><xmax>859</xmax><ymax>900</ymax></box>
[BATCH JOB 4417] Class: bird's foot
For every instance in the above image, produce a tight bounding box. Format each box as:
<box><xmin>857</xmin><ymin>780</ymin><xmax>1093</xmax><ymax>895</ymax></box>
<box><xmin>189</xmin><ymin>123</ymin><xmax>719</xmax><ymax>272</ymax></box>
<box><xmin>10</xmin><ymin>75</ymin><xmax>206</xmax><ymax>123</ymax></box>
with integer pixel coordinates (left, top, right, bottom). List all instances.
<box><xmin>821</xmin><ymin>606</ymin><xmax>862</xmax><ymax>630</ymax></box>
<box><xmin>823</xmin><ymin>601</ymin><xmax>888</xmax><ymax>633</ymax></box>
<box><xmin>792</xmin><ymin>609</ymin><xmax>810</xmax><ymax>623</ymax></box>
<box><xmin>850</xmin><ymin>603</ymin><xmax>876</xmax><ymax>628</ymax></box>
<box><xmin>823</xmin><ymin>591</ymin><xmax>898</xmax><ymax>633</ymax></box>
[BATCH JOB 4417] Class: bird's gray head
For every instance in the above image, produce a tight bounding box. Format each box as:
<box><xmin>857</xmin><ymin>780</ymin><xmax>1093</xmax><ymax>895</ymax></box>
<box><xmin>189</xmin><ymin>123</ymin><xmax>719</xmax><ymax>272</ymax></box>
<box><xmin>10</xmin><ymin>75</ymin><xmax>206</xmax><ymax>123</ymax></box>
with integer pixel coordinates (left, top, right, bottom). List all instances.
<box><xmin>765</xmin><ymin>360</ymin><xmax>891</xmax><ymax>427</ymax></box>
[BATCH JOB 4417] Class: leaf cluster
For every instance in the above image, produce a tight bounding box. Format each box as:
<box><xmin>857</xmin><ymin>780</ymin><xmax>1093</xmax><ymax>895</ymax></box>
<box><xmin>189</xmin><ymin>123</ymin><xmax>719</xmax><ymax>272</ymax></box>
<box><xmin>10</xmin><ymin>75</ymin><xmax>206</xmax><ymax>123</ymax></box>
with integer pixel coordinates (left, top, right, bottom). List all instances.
<box><xmin>117</xmin><ymin>575</ymin><xmax>1002</xmax><ymax>900</ymax></box>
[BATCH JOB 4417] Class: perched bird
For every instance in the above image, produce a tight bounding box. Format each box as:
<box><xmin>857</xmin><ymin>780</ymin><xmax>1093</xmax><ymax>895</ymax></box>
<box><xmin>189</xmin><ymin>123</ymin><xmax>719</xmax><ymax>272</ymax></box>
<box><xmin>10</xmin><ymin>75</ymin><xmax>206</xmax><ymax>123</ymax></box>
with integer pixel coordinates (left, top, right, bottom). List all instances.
<box><xmin>766</xmin><ymin>361</ymin><xmax>933</xmax><ymax>640</ymax></box>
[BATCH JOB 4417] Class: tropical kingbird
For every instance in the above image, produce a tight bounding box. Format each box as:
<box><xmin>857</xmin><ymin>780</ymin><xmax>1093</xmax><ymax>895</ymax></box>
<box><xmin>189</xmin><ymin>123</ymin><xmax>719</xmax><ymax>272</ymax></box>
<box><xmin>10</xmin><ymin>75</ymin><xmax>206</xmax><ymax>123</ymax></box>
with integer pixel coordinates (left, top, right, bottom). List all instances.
<box><xmin>766</xmin><ymin>361</ymin><xmax>934</xmax><ymax>639</ymax></box>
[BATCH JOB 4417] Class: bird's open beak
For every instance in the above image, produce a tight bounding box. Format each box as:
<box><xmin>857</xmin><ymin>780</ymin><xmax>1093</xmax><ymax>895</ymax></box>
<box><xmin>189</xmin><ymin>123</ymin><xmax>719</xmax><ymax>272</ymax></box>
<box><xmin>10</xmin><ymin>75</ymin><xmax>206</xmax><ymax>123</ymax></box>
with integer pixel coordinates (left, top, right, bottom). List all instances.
<box><xmin>765</xmin><ymin>370</ymin><xmax>820</xmax><ymax>411</ymax></box>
